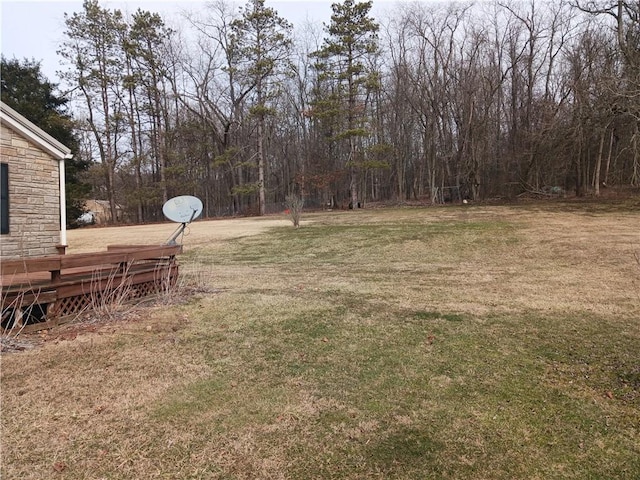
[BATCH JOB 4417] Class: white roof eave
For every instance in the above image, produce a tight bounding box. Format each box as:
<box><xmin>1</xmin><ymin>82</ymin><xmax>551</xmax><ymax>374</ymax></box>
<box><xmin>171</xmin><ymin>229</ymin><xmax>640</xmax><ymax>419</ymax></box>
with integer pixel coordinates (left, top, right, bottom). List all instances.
<box><xmin>0</xmin><ymin>101</ymin><xmax>72</xmax><ymax>161</ymax></box>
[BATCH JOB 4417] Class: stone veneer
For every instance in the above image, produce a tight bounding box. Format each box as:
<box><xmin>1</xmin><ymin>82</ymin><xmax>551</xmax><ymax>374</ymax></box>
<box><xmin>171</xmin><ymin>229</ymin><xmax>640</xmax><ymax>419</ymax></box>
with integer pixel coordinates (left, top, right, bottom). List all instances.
<box><xmin>1</xmin><ymin>122</ymin><xmax>61</xmax><ymax>259</ymax></box>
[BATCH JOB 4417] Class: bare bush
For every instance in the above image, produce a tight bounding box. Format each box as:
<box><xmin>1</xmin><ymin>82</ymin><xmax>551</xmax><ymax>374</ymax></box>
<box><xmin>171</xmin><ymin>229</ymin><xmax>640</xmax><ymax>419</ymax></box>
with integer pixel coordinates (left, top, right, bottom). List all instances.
<box><xmin>1</xmin><ymin>288</ymin><xmax>43</xmax><ymax>352</ymax></box>
<box><xmin>285</xmin><ymin>194</ymin><xmax>304</xmax><ymax>228</ymax></box>
<box><xmin>154</xmin><ymin>253</ymin><xmax>218</xmax><ymax>306</ymax></box>
<box><xmin>86</xmin><ymin>262</ymin><xmax>137</xmax><ymax>321</ymax></box>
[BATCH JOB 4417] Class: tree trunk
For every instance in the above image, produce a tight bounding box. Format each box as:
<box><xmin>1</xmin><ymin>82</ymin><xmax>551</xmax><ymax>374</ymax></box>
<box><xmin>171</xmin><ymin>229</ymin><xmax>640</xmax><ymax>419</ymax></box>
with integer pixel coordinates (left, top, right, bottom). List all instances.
<box><xmin>258</xmin><ymin>115</ymin><xmax>266</xmax><ymax>215</ymax></box>
<box><xmin>594</xmin><ymin>128</ymin><xmax>605</xmax><ymax>196</ymax></box>
<box><xmin>604</xmin><ymin>128</ymin><xmax>614</xmax><ymax>186</ymax></box>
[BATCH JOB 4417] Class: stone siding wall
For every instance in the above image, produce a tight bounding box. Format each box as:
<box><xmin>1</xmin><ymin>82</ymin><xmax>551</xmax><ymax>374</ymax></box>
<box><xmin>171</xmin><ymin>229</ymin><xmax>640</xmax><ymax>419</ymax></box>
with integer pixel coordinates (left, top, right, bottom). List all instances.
<box><xmin>1</xmin><ymin>123</ymin><xmax>61</xmax><ymax>259</ymax></box>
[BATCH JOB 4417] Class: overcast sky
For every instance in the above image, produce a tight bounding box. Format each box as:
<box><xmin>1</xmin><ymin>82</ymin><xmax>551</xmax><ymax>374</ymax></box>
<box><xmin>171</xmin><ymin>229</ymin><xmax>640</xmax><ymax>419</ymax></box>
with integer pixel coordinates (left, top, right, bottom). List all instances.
<box><xmin>0</xmin><ymin>0</ymin><xmax>344</xmax><ymax>85</ymax></box>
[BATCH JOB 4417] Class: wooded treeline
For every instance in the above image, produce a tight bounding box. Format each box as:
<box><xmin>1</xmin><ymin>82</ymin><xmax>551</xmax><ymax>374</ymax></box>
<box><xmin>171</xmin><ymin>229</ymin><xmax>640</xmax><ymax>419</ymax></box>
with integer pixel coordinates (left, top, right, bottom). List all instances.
<box><xmin>56</xmin><ymin>0</ymin><xmax>640</xmax><ymax>222</ymax></box>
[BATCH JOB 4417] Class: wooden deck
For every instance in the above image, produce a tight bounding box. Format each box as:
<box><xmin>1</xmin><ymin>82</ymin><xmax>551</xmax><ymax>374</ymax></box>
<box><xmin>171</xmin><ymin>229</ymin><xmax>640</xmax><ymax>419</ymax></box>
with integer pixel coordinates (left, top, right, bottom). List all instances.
<box><xmin>1</xmin><ymin>245</ymin><xmax>182</xmax><ymax>333</ymax></box>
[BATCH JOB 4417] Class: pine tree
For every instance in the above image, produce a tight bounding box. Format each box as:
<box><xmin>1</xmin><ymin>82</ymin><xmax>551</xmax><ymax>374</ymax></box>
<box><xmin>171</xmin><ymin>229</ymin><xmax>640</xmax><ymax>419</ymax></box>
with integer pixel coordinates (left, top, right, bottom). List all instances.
<box><xmin>59</xmin><ymin>0</ymin><xmax>127</xmax><ymax>224</ymax></box>
<box><xmin>312</xmin><ymin>0</ymin><xmax>379</xmax><ymax>208</ymax></box>
<box><xmin>230</xmin><ymin>0</ymin><xmax>293</xmax><ymax>215</ymax></box>
<box><xmin>124</xmin><ymin>10</ymin><xmax>174</xmax><ymax>220</ymax></box>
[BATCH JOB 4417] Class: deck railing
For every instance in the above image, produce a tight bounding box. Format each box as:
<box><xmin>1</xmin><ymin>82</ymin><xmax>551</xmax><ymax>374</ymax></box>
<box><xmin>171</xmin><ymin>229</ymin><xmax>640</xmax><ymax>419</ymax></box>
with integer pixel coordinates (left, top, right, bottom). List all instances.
<box><xmin>1</xmin><ymin>245</ymin><xmax>182</xmax><ymax>333</ymax></box>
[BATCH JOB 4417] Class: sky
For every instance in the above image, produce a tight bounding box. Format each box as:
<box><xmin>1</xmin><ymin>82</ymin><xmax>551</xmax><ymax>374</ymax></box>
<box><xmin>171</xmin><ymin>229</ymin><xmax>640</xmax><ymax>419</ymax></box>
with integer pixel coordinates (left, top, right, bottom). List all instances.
<box><xmin>0</xmin><ymin>0</ymin><xmax>346</xmax><ymax>85</ymax></box>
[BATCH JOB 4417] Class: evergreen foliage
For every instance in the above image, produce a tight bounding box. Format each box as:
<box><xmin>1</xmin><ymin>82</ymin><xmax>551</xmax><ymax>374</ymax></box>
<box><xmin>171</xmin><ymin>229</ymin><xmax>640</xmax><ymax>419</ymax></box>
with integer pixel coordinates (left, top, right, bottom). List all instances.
<box><xmin>230</xmin><ymin>0</ymin><xmax>293</xmax><ymax>215</ymax></box>
<box><xmin>311</xmin><ymin>0</ymin><xmax>380</xmax><ymax>208</ymax></box>
<box><xmin>0</xmin><ymin>56</ymin><xmax>91</xmax><ymax>227</ymax></box>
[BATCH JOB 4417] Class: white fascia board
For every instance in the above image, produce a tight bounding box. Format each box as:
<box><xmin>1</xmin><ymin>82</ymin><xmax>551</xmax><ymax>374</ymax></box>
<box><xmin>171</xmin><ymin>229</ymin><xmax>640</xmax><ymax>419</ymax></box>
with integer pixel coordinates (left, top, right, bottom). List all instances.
<box><xmin>0</xmin><ymin>101</ymin><xmax>72</xmax><ymax>160</ymax></box>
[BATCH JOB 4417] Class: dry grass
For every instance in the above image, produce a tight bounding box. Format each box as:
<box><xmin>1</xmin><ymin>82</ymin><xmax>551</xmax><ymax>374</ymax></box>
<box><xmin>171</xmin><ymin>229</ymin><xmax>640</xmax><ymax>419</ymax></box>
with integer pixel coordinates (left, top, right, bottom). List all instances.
<box><xmin>64</xmin><ymin>217</ymin><xmax>291</xmax><ymax>254</ymax></box>
<box><xmin>1</xmin><ymin>200</ymin><xmax>639</xmax><ymax>479</ymax></box>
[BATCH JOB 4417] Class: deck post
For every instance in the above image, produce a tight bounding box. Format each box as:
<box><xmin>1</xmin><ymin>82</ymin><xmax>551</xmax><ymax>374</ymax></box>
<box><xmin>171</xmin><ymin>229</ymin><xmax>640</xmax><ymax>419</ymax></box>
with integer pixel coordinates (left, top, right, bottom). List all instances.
<box><xmin>51</xmin><ymin>269</ymin><xmax>62</xmax><ymax>284</ymax></box>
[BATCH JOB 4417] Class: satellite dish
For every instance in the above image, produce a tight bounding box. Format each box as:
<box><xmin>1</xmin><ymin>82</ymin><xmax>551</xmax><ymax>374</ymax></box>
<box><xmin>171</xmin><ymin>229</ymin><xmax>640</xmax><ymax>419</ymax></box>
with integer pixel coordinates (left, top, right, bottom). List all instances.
<box><xmin>163</xmin><ymin>195</ymin><xmax>203</xmax><ymax>223</ymax></box>
<box><xmin>163</xmin><ymin>195</ymin><xmax>203</xmax><ymax>245</ymax></box>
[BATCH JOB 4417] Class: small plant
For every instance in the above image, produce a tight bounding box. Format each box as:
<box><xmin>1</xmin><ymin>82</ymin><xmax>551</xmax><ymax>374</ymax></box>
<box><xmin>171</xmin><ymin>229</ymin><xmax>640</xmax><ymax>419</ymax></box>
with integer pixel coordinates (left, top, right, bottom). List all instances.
<box><xmin>1</xmin><ymin>258</ymin><xmax>48</xmax><ymax>351</ymax></box>
<box><xmin>1</xmin><ymin>287</ymin><xmax>42</xmax><ymax>352</ymax></box>
<box><xmin>285</xmin><ymin>194</ymin><xmax>304</xmax><ymax>228</ymax></box>
<box><xmin>2</xmin><ymin>295</ymin><xmax>28</xmax><ymax>352</ymax></box>
<box><xmin>153</xmin><ymin>258</ymin><xmax>178</xmax><ymax>302</ymax></box>
<box><xmin>153</xmin><ymin>252</ymin><xmax>217</xmax><ymax>306</ymax></box>
<box><xmin>86</xmin><ymin>262</ymin><xmax>136</xmax><ymax>321</ymax></box>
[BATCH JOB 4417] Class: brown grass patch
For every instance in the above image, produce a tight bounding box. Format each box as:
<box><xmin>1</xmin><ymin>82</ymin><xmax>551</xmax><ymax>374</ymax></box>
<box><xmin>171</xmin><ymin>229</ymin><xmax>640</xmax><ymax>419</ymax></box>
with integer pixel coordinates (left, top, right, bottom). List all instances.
<box><xmin>2</xmin><ymin>202</ymin><xmax>639</xmax><ymax>479</ymax></box>
<box><xmin>65</xmin><ymin>217</ymin><xmax>292</xmax><ymax>254</ymax></box>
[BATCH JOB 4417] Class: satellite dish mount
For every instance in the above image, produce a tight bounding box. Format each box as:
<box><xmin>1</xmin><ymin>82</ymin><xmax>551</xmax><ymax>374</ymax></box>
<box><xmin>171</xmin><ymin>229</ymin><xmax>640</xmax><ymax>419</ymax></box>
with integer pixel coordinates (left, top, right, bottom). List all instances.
<box><xmin>162</xmin><ymin>195</ymin><xmax>203</xmax><ymax>245</ymax></box>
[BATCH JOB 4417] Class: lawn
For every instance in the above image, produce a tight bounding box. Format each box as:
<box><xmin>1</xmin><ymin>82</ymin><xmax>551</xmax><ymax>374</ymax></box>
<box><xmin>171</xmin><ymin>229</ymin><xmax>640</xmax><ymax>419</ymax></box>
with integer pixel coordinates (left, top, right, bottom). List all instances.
<box><xmin>2</xmin><ymin>201</ymin><xmax>639</xmax><ymax>479</ymax></box>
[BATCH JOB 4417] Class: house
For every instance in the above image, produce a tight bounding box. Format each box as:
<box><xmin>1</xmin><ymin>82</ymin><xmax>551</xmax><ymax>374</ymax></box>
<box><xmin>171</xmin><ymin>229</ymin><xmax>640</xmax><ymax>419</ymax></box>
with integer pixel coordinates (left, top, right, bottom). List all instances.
<box><xmin>82</xmin><ymin>199</ymin><xmax>123</xmax><ymax>225</ymax></box>
<box><xmin>0</xmin><ymin>101</ymin><xmax>72</xmax><ymax>260</ymax></box>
